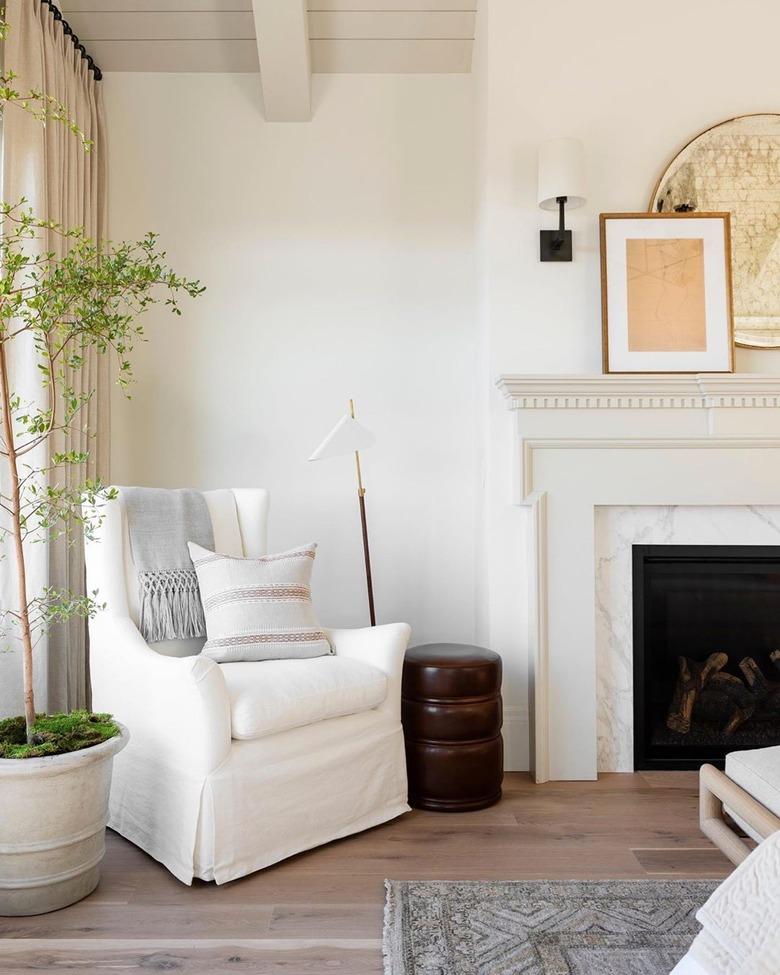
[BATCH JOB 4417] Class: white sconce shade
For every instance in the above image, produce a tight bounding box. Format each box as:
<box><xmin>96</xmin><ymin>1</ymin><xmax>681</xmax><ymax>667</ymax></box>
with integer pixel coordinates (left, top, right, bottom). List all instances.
<box><xmin>537</xmin><ymin>138</ymin><xmax>587</xmax><ymax>211</ymax></box>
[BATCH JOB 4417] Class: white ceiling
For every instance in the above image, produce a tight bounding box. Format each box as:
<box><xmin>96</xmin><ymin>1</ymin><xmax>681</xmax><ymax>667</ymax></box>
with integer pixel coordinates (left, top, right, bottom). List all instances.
<box><xmin>65</xmin><ymin>0</ymin><xmax>477</xmax><ymax>74</ymax></box>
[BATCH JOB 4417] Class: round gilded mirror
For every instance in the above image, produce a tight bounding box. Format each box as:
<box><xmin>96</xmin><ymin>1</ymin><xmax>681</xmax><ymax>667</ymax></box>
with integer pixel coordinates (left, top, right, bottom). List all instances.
<box><xmin>650</xmin><ymin>114</ymin><xmax>780</xmax><ymax>349</ymax></box>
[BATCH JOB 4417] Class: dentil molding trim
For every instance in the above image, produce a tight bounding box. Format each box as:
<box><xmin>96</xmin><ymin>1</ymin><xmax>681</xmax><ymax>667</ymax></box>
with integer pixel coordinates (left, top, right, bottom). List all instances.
<box><xmin>495</xmin><ymin>374</ymin><xmax>780</xmax><ymax>410</ymax></box>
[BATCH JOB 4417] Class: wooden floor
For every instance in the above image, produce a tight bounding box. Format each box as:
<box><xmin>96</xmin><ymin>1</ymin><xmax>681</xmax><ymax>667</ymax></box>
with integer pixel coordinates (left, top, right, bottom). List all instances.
<box><xmin>0</xmin><ymin>772</ymin><xmax>732</xmax><ymax>974</ymax></box>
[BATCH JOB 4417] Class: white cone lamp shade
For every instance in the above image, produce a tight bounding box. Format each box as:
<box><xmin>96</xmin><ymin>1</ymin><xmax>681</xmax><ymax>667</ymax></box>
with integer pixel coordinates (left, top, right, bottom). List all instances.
<box><xmin>537</xmin><ymin>137</ymin><xmax>586</xmax><ymax>211</ymax></box>
<box><xmin>308</xmin><ymin>414</ymin><xmax>375</xmax><ymax>462</ymax></box>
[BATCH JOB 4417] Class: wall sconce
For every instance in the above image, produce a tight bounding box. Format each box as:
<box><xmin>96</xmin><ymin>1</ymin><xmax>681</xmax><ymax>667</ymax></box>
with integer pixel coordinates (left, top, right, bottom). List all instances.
<box><xmin>537</xmin><ymin>137</ymin><xmax>586</xmax><ymax>262</ymax></box>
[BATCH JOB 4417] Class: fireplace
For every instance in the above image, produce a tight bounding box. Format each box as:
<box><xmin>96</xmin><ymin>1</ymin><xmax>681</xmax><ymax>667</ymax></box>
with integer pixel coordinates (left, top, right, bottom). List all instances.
<box><xmin>633</xmin><ymin>545</ymin><xmax>780</xmax><ymax>770</ymax></box>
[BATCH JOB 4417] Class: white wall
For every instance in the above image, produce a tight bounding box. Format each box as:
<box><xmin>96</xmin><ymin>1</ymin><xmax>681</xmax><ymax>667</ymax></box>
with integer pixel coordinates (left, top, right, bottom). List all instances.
<box><xmin>104</xmin><ymin>72</ymin><xmax>478</xmax><ymax>643</ymax></box>
<box><xmin>475</xmin><ymin>0</ymin><xmax>780</xmax><ymax>770</ymax></box>
<box><xmin>477</xmin><ymin>0</ymin><xmax>780</xmax><ymax>374</ymax></box>
<box><xmin>104</xmin><ymin>1</ymin><xmax>780</xmax><ymax>771</ymax></box>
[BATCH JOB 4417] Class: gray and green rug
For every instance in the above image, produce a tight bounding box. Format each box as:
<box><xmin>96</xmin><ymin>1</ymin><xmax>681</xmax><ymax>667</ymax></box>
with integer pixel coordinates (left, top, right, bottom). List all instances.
<box><xmin>383</xmin><ymin>879</ymin><xmax>717</xmax><ymax>975</ymax></box>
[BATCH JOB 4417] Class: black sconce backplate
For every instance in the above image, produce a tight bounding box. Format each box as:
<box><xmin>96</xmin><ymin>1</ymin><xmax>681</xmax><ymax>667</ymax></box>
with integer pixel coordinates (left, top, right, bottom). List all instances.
<box><xmin>540</xmin><ymin>229</ymin><xmax>572</xmax><ymax>262</ymax></box>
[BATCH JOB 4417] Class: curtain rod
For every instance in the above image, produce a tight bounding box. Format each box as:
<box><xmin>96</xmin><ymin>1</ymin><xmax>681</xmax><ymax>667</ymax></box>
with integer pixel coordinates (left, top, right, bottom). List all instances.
<box><xmin>40</xmin><ymin>0</ymin><xmax>102</xmax><ymax>81</ymax></box>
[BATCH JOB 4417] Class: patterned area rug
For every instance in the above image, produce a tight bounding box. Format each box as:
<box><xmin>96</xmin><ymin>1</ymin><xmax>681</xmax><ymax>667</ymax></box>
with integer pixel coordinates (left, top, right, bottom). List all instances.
<box><xmin>383</xmin><ymin>879</ymin><xmax>718</xmax><ymax>975</ymax></box>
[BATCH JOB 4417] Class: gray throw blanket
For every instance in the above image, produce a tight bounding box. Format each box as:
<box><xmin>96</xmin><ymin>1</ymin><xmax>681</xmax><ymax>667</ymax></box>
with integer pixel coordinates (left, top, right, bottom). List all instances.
<box><xmin>123</xmin><ymin>487</ymin><xmax>215</xmax><ymax>643</ymax></box>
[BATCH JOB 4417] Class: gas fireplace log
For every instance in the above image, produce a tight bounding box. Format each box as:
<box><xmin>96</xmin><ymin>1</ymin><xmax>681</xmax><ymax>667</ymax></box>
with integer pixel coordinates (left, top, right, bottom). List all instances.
<box><xmin>708</xmin><ymin>671</ymin><xmax>751</xmax><ymax>700</ymax></box>
<box><xmin>732</xmin><ymin>656</ymin><xmax>780</xmax><ymax>731</ymax></box>
<box><xmin>666</xmin><ymin>652</ymin><xmax>728</xmax><ymax>734</ymax></box>
<box><xmin>666</xmin><ymin>657</ymin><xmax>696</xmax><ymax>735</ymax></box>
<box><xmin>739</xmin><ymin>657</ymin><xmax>780</xmax><ymax>706</ymax></box>
<box><xmin>740</xmin><ymin>657</ymin><xmax>769</xmax><ymax>692</ymax></box>
<box><xmin>669</xmin><ymin>654</ymin><xmax>780</xmax><ymax>739</ymax></box>
<box><xmin>695</xmin><ymin>672</ymin><xmax>756</xmax><ymax>735</ymax></box>
<box><xmin>724</xmin><ymin>706</ymin><xmax>756</xmax><ymax>736</ymax></box>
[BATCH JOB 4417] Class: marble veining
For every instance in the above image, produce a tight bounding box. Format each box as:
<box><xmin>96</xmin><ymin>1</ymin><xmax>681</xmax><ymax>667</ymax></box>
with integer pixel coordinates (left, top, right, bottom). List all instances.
<box><xmin>595</xmin><ymin>505</ymin><xmax>780</xmax><ymax>772</ymax></box>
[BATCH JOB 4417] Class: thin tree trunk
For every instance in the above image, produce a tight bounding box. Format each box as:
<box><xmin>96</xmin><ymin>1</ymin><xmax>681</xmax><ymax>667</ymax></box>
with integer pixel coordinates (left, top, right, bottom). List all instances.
<box><xmin>0</xmin><ymin>338</ymin><xmax>35</xmax><ymax>738</ymax></box>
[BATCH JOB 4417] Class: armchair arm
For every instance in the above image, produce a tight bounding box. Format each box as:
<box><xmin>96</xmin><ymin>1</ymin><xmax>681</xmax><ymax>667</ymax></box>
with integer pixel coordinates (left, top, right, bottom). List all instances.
<box><xmin>326</xmin><ymin>622</ymin><xmax>411</xmax><ymax>721</ymax></box>
<box><xmin>90</xmin><ymin>614</ymin><xmax>232</xmax><ymax>777</ymax></box>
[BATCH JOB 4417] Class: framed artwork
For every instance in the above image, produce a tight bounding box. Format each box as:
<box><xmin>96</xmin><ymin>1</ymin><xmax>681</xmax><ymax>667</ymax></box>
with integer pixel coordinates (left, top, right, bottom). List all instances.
<box><xmin>650</xmin><ymin>114</ymin><xmax>780</xmax><ymax>349</ymax></box>
<box><xmin>600</xmin><ymin>212</ymin><xmax>734</xmax><ymax>374</ymax></box>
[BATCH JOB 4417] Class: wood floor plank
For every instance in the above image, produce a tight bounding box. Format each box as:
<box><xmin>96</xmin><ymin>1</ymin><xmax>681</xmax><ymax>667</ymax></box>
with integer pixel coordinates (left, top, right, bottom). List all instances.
<box><xmin>0</xmin><ymin>905</ymin><xmax>274</xmax><ymax>940</ymax></box>
<box><xmin>639</xmin><ymin>771</ymin><xmax>703</xmax><ymax>790</ymax></box>
<box><xmin>268</xmin><ymin>904</ymin><xmax>382</xmax><ymax>937</ymax></box>
<box><xmin>0</xmin><ymin>772</ymin><xmax>732</xmax><ymax>971</ymax></box>
<box><xmin>138</xmin><ymin>872</ymin><xmax>389</xmax><ymax>907</ymax></box>
<box><xmin>0</xmin><ymin>940</ymin><xmax>382</xmax><ymax>974</ymax></box>
<box><xmin>632</xmin><ymin>847</ymin><xmax>734</xmax><ymax>876</ymax></box>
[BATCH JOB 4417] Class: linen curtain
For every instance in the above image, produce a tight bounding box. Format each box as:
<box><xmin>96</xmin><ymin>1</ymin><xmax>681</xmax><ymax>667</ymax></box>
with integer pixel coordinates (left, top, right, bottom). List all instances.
<box><xmin>1</xmin><ymin>0</ymin><xmax>108</xmax><ymax>712</ymax></box>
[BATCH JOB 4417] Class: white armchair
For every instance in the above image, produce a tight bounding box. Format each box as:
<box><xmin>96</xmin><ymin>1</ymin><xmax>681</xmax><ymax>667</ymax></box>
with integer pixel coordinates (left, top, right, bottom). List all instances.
<box><xmin>85</xmin><ymin>488</ymin><xmax>410</xmax><ymax>884</ymax></box>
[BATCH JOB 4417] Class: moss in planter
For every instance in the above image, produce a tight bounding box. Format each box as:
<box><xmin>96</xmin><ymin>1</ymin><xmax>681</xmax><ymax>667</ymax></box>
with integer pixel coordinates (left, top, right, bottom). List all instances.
<box><xmin>0</xmin><ymin>710</ymin><xmax>119</xmax><ymax>759</ymax></box>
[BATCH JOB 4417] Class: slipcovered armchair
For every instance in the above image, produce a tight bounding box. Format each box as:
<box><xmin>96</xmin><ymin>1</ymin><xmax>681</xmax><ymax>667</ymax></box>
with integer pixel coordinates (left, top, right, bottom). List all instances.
<box><xmin>84</xmin><ymin>488</ymin><xmax>410</xmax><ymax>884</ymax></box>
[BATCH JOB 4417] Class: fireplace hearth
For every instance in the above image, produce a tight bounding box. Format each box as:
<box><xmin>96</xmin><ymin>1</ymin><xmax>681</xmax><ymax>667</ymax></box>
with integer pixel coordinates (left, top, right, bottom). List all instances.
<box><xmin>633</xmin><ymin>545</ymin><xmax>780</xmax><ymax>770</ymax></box>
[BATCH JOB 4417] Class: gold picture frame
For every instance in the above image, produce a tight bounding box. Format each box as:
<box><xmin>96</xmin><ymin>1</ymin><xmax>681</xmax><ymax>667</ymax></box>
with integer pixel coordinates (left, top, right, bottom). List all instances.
<box><xmin>600</xmin><ymin>212</ymin><xmax>735</xmax><ymax>375</ymax></box>
<box><xmin>649</xmin><ymin>114</ymin><xmax>780</xmax><ymax>350</ymax></box>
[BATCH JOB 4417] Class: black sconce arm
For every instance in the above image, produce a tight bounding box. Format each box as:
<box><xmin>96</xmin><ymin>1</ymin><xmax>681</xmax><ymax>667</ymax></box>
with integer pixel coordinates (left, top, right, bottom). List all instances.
<box><xmin>540</xmin><ymin>194</ymin><xmax>573</xmax><ymax>262</ymax></box>
<box><xmin>553</xmin><ymin>196</ymin><xmax>568</xmax><ymax>248</ymax></box>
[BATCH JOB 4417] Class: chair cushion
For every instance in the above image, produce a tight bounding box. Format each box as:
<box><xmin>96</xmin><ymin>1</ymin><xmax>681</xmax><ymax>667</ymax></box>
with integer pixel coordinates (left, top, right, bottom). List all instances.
<box><xmin>726</xmin><ymin>744</ymin><xmax>780</xmax><ymax>820</ymax></box>
<box><xmin>221</xmin><ymin>655</ymin><xmax>388</xmax><ymax>740</ymax></box>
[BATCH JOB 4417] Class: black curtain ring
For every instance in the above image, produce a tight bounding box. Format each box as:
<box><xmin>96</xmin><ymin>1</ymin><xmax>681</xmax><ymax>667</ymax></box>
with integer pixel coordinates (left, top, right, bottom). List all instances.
<box><xmin>40</xmin><ymin>1</ymin><xmax>102</xmax><ymax>81</ymax></box>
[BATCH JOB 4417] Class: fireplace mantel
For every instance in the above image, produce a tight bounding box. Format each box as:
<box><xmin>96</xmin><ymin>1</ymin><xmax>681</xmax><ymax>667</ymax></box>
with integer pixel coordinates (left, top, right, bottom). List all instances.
<box><xmin>495</xmin><ymin>372</ymin><xmax>780</xmax><ymax>784</ymax></box>
<box><xmin>496</xmin><ymin>374</ymin><xmax>780</xmax><ymax>410</ymax></box>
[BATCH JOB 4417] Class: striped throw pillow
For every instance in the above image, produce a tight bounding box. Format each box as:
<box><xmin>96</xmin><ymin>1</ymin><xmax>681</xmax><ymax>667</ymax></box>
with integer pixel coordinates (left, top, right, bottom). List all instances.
<box><xmin>187</xmin><ymin>541</ymin><xmax>331</xmax><ymax>663</ymax></box>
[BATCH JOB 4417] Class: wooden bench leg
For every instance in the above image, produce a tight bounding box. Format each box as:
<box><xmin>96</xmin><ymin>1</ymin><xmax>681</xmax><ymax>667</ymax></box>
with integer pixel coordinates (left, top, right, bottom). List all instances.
<box><xmin>700</xmin><ymin>763</ymin><xmax>780</xmax><ymax>866</ymax></box>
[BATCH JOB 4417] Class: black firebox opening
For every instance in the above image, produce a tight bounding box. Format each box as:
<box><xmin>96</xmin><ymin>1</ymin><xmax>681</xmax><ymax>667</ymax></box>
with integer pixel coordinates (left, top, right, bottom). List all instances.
<box><xmin>633</xmin><ymin>545</ymin><xmax>780</xmax><ymax>770</ymax></box>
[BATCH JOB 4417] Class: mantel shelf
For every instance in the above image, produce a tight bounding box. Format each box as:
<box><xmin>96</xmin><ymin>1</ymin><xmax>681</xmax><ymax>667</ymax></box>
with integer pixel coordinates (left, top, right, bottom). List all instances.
<box><xmin>495</xmin><ymin>374</ymin><xmax>780</xmax><ymax>410</ymax></box>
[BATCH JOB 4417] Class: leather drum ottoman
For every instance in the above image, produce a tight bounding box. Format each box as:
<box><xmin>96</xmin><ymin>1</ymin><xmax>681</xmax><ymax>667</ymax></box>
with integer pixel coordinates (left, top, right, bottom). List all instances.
<box><xmin>402</xmin><ymin>644</ymin><xmax>503</xmax><ymax>812</ymax></box>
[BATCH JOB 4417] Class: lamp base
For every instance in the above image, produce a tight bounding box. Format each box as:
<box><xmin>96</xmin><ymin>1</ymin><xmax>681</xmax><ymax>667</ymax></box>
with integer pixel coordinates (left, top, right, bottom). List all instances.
<box><xmin>540</xmin><ymin>229</ymin><xmax>572</xmax><ymax>262</ymax></box>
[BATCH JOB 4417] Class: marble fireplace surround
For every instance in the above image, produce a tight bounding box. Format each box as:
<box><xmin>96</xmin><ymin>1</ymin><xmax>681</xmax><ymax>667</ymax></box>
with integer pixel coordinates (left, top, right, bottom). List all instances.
<box><xmin>496</xmin><ymin>374</ymin><xmax>780</xmax><ymax>783</ymax></box>
<box><xmin>595</xmin><ymin>504</ymin><xmax>780</xmax><ymax>774</ymax></box>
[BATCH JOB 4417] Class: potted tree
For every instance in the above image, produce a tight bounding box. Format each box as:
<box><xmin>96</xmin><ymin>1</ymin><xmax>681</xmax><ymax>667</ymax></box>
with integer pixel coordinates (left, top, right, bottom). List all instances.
<box><xmin>0</xmin><ymin>24</ymin><xmax>202</xmax><ymax>915</ymax></box>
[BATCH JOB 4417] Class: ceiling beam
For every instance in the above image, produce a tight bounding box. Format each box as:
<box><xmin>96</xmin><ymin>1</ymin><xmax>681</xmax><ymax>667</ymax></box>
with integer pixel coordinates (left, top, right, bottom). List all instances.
<box><xmin>251</xmin><ymin>0</ymin><xmax>311</xmax><ymax>122</ymax></box>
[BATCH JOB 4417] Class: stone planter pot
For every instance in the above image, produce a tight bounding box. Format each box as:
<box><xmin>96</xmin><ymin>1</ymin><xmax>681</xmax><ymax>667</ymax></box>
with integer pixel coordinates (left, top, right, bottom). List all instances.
<box><xmin>0</xmin><ymin>723</ymin><xmax>129</xmax><ymax>916</ymax></box>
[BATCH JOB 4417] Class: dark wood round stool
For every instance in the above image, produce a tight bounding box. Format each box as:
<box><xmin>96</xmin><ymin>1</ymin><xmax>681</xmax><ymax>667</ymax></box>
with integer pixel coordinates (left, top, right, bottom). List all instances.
<box><xmin>402</xmin><ymin>643</ymin><xmax>503</xmax><ymax>812</ymax></box>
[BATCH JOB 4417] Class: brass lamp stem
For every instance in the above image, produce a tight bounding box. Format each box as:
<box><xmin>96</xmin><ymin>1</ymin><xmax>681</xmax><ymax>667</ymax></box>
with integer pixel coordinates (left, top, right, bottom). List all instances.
<box><xmin>349</xmin><ymin>398</ymin><xmax>365</xmax><ymax>497</ymax></box>
<box><xmin>349</xmin><ymin>398</ymin><xmax>375</xmax><ymax>626</ymax></box>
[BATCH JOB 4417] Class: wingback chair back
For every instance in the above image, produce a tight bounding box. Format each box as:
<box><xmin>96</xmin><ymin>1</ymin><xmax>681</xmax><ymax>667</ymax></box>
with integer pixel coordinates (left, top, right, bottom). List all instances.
<box><xmin>84</xmin><ymin>488</ymin><xmax>270</xmax><ymax>657</ymax></box>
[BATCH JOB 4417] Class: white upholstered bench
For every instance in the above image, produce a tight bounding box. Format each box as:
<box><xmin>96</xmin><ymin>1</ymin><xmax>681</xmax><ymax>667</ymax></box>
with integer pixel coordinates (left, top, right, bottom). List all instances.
<box><xmin>700</xmin><ymin>745</ymin><xmax>780</xmax><ymax>864</ymax></box>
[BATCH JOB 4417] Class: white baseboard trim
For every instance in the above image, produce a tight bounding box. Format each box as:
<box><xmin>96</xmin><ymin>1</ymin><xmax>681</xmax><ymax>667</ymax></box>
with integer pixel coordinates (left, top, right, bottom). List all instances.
<box><xmin>502</xmin><ymin>704</ymin><xmax>529</xmax><ymax>772</ymax></box>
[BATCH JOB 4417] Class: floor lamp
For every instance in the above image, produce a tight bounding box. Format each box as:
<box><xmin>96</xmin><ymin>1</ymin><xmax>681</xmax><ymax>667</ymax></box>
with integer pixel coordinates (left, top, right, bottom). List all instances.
<box><xmin>309</xmin><ymin>401</ymin><xmax>377</xmax><ymax>626</ymax></box>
